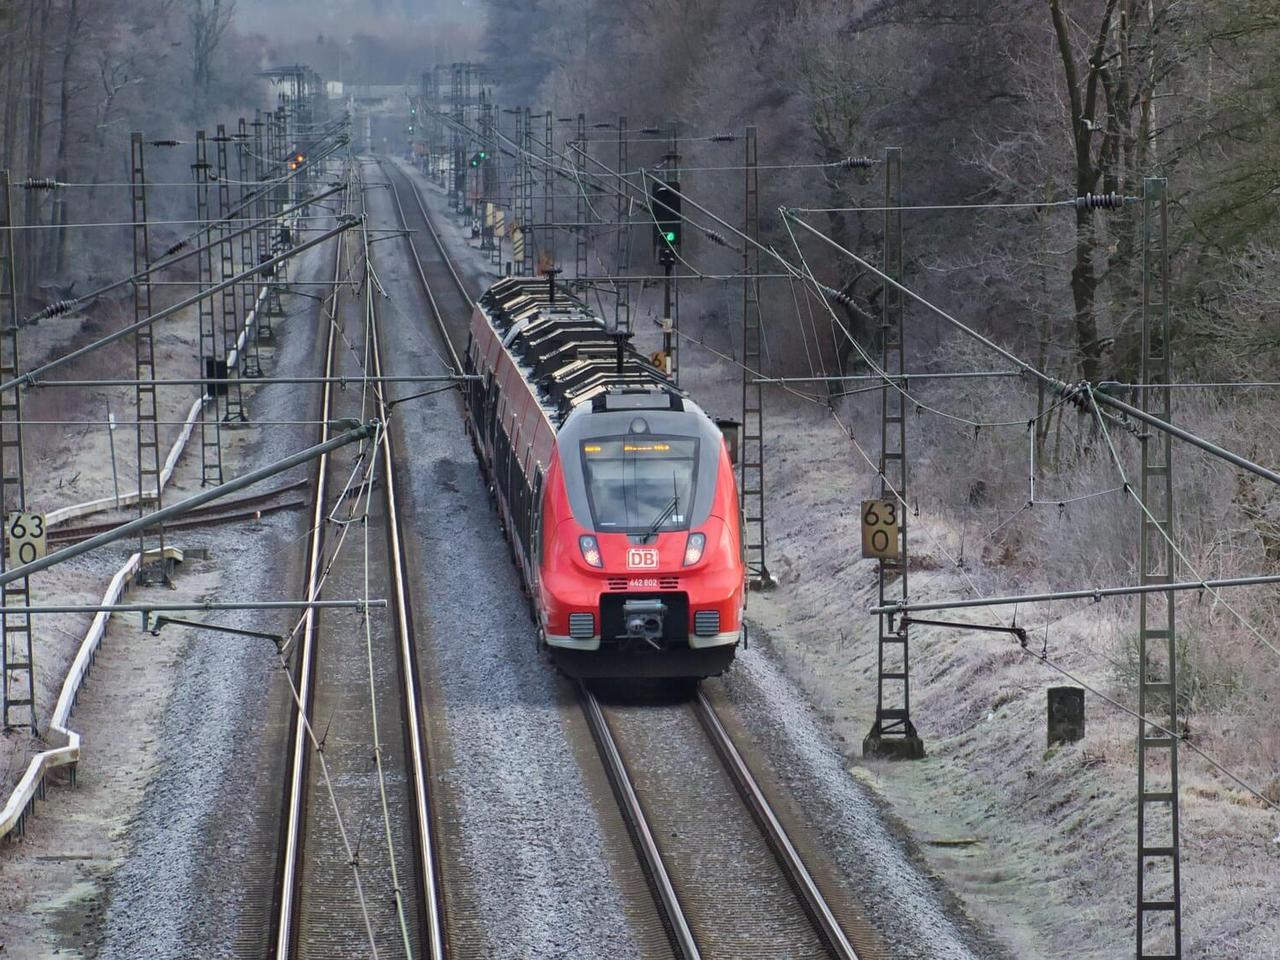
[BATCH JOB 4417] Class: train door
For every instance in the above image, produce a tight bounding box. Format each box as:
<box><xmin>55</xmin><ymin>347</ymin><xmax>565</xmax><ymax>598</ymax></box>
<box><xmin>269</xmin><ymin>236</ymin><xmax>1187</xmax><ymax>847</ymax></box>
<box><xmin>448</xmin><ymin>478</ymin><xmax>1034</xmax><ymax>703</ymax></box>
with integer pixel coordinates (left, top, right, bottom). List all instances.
<box><xmin>528</xmin><ymin>465</ymin><xmax>545</xmax><ymax>620</ymax></box>
<box><xmin>483</xmin><ymin>374</ymin><xmax>498</xmax><ymax>453</ymax></box>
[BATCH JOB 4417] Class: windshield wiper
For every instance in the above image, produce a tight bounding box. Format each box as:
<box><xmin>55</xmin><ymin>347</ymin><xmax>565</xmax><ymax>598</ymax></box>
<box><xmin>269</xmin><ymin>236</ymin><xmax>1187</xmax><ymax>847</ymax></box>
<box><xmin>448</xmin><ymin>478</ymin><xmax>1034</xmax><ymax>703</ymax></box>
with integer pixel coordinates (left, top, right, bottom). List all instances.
<box><xmin>642</xmin><ymin>472</ymin><xmax>681</xmax><ymax>542</ymax></box>
<box><xmin>642</xmin><ymin>495</ymin><xmax>678</xmax><ymax>541</ymax></box>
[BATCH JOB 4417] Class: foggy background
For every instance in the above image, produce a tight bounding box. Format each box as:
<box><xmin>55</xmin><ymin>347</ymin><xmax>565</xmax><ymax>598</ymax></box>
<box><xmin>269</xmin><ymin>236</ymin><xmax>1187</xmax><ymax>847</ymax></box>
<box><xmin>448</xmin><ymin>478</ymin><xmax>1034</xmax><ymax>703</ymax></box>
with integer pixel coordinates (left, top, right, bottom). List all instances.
<box><xmin>237</xmin><ymin>0</ymin><xmax>483</xmax><ymax>83</ymax></box>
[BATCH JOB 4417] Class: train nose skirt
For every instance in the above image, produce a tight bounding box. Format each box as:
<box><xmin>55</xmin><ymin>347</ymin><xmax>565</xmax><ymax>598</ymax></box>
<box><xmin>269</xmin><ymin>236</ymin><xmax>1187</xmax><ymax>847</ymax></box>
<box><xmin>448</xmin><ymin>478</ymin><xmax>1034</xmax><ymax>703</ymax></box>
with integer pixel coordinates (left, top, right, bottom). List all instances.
<box><xmin>622</xmin><ymin>598</ymin><xmax>667</xmax><ymax>648</ymax></box>
<box><xmin>601</xmin><ymin>591</ymin><xmax>689</xmax><ymax>646</ymax></box>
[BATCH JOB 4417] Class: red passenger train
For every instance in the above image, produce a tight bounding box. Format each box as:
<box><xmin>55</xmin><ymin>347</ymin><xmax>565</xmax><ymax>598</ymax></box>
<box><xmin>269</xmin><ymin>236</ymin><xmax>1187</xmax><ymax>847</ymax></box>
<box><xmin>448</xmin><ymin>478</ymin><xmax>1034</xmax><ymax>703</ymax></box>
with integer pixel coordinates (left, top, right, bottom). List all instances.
<box><xmin>463</xmin><ymin>278</ymin><xmax>745</xmax><ymax>678</ymax></box>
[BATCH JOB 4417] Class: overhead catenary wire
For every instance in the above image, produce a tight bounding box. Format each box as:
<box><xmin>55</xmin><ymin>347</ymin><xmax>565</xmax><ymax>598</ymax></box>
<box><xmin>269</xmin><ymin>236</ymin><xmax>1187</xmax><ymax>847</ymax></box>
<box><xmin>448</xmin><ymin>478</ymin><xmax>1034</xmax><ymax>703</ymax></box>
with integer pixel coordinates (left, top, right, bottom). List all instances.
<box><xmin>0</xmin><ymin>217</ymin><xmax>364</xmax><ymax>398</ymax></box>
<box><xmin>1084</xmin><ymin>383</ymin><xmax>1280</xmax><ymax>666</ymax></box>
<box><xmin>356</xmin><ymin>180</ymin><xmax>417</xmax><ymax>954</ymax></box>
<box><xmin>0</xmin><ymin>213</ymin><xmax>336</xmax><ymax>232</ymax></box>
<box><xmin>781</xmin><ymin>213</ymin><xmax>1062</xmax><ymax>432</ymax></box>
<box><xmin>823</xmin><ymin>389</ymin><xmax>1279</xmax><ymax>814</ymax></box>
<box><xmin>1026</xmin><ymin>645</ymin><xmax>1279</xmax><ymax>813</ymax></box>
<box><xmin>622</xmin><ymin>158</ymin><xmax>879</xmax><ymax>176</ymax></box>
<box><xmin>529</xmin><ymin>114</ymin><xmax>1280</xmax><ymax>819</ymax></box>
<box><xmin>787</xmin><ymin>193</ymin><xmax>1135</xmax><ymax>214</ymax></box>
<box><xmin>502</xmin><ymin>106</ymin><xmax>1280</xmax><ymax>547</ymax></box>
<box><xmin>441</xmin><ymin>100</ymin><xmax>1280</xmax><ymax>823</ymax></box>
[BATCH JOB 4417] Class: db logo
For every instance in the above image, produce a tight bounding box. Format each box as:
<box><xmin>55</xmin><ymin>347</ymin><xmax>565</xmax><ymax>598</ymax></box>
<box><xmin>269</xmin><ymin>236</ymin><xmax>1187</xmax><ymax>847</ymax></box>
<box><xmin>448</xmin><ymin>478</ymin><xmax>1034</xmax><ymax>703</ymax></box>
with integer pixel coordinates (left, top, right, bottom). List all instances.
<box><xmin>626</xmin><ymin>547</ymin><xmax>659</xmax><ymax>569</ymax></box>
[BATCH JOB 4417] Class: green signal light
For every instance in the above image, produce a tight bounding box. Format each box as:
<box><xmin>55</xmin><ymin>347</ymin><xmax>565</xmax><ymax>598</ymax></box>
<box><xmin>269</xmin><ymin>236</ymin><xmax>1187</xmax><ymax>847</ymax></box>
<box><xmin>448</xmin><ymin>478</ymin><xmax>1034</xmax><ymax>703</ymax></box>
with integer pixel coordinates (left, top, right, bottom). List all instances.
<box><xmin>664</xmin><ymin>231</ymin><xmax>676</xmax><ymax>243</ymax></box>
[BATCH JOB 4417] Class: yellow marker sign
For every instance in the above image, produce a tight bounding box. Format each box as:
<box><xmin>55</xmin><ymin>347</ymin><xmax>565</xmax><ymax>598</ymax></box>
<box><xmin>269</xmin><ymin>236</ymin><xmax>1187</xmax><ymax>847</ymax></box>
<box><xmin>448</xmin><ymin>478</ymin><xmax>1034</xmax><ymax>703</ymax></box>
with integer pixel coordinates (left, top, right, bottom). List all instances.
<box><xmin>7</xmin><ymin>511</ymin><xmax>47</xmax><ymax>567</ymax></box>
<box><xmin>860</xmin><ymin>499</ymin><xmax>900</xmax><ymax>560</ymax></box>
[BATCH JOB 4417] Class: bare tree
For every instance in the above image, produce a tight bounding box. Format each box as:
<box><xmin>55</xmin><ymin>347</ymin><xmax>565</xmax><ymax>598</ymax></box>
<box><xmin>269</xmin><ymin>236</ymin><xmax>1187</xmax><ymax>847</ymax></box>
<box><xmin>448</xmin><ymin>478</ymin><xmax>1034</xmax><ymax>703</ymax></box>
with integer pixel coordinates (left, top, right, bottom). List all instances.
<box><xmin>190</xmin><ymin>0</ymin><xmax>235</xmax><ymax>115</ymax></box>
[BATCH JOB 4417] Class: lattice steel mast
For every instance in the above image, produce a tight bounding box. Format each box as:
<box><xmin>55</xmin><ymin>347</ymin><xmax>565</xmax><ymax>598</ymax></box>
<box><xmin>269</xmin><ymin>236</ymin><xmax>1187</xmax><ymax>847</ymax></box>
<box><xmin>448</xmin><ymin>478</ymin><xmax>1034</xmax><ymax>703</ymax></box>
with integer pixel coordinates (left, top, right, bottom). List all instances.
<box><xmin>215</xmin><ymin>124</ymin><xmax>247</xmax><ymax>422</ymax></box>
<box><xmin>130</xmin><ymin>133</ymin><xmax>168</xmax><ymax>582</ymax></box>
<box><xmin>237</xmin><ymin>117</ymin><xmax>263</xmax><ymax>378</ymax></box>
<box><xmin>1136</xmin><ymin>175</ymin><xmax>1182</xmax><ymax>960</ymax></box>
<box><xmin>864</xmin><ymin>146</ymin><xmax>923</xmax><ymax>759</ymax></box>
<box><xmin>739</xmin><ymin>125</ymin><xmax>770</xmax><ymax>588</ymax></box>
<box><xmin>613</xmin><ymin>115</ymin><xmax>632</xmax><ymax>334</ymax></box>
<box><xmin>0</xmin><ymin>170</ymin><xmax>35</xmax><ymax>732</ymax></box>
<box><xmin>192</xmin><ymin>130</ymin><xmax>224</xmax><ymax>486</ymax></box>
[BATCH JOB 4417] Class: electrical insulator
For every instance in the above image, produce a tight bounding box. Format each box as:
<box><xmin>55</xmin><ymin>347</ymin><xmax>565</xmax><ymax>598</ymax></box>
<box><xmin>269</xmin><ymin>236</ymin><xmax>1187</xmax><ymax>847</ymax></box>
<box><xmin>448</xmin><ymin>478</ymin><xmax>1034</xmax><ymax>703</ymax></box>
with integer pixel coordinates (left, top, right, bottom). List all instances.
<box><xmin>31</xmin><ymin>299</ymin><xmax>77</xmax><ymax>322</ymax></box>
<box><xmin>710</xmin><ymin>134</ymin><xmax>736</xmax><ymax>142</ymax></box>
<box><xmin>1075</xmin><ymin>192</ymin><xmax>1124</xmax><ymax>210</ymax></box>
<box><xmin>161</xmin><ymin>239</ymin><xmax>189</xmax><ymax>257</ymax></box>
<box><xmin>150</xmin><ymin>139</ymin><xmax>180</xmax><ymax>147</ymax></box>
<box><xmin>840</xmin><ymin>157</ymin><xmax>876</xmax><ymax>169</ymax></box>
<box><xmin>702</xmin><ymin>229</ymin><xmax>729</xmax><ymax>247</ymax></box>
<box><xmin>20</xmin><ymin>178</ymin><xmax>59</xmax><ymax>190</ymax></box>
<box><xmin>822</xmin><ymin>285</ymin><xmax>853</xmax><ymax>308</ymax></box>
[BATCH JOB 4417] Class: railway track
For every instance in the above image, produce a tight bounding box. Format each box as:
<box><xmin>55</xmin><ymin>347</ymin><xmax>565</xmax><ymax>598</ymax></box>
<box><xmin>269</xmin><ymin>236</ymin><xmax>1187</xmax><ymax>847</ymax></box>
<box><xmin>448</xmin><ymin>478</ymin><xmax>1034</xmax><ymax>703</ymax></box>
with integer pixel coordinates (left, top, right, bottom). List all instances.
<box><xmin>381</xmin><ymin>157</ymin><xmax>868</xmax><ymax>960</ymax></box>
<box><xmin>47</xmin><ymin>479</ymin><xmax>310</xmax><ymax>543</ymax></box>
<box><xmin>272</xmin><ymin>158</ymin><xmax>444</xmax><ymax>959</ymax></box>
<box><xmin>583</xmin><ymin>684</ymin><xmax>861</xmax><ymax>960</ymax></box>
<box><xmin>382</xmin><ymin>159</ymin><xmax>475</xmax><ymax>348</ymax></box>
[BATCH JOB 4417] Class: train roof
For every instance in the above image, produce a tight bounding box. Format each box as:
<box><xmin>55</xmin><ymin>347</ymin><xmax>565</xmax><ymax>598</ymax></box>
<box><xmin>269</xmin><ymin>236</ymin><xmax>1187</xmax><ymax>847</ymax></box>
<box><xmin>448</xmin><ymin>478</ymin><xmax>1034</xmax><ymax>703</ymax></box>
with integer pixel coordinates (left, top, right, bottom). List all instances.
<box><xmin>477</xmin><ymin>277</ymin><xmax>684</xmax><ymax>424</ymax></box>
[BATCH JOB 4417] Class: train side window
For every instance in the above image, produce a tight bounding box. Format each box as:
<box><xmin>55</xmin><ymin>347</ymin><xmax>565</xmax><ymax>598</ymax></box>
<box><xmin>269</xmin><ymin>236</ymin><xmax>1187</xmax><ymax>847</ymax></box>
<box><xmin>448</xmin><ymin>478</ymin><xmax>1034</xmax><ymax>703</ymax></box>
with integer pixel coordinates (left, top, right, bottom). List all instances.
<box><xmin>483</xmin><ymin>375</ymin><xmax>496</xmax><ymax>434</ymax></box>
<box><xmin>530</xmin><ymin>466</ymin><xmax>545</xmax><ymax>570</ymax></box>
<box><xmin>518</xmin><ymin>447</ymin><xmax>534</xmax><ymax>549</ymax></box>
<box><xmin>494</xmin><ymin>394</ymin><xmax>507</xmax><ymax>446</ymax></box>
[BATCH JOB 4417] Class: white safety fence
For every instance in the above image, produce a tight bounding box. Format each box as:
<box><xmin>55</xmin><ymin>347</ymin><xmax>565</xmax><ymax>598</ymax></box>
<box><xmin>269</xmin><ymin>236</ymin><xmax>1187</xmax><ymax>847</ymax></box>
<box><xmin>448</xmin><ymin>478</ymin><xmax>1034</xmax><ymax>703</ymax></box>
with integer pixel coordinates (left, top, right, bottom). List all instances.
<box><xmin>0</xmin><ymin>278</ymin><xmax>277</xmax><ymax>842</ymax></box>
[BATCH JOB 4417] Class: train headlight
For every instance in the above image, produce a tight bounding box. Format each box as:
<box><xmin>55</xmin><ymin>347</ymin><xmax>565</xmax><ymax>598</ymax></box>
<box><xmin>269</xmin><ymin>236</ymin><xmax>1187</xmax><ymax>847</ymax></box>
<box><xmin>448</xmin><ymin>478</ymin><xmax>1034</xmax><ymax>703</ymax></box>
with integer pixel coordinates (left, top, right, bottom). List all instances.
<box><xmin>579</xmin><ymin>534</ymin><xmax>603</xmax><ymax>568</ymax></box>
<box><xmin>683</xmin><ymin>532</ymin><xmax>706</xmax><ymax>566</ymax></box>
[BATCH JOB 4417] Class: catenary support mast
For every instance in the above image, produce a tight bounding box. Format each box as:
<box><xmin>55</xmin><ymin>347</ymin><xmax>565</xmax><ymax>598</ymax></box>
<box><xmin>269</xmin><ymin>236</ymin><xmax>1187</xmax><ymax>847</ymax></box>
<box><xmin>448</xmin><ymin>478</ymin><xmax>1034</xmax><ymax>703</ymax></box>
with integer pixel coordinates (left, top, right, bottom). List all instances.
<box><xmin>0</xmin><ymin>170</ymin><xmax>36</xmax><ymax>732</ymax></box>
<box><xmin>130</xmin><ymin>133</ymin><xmax>168</xmax><ymax>583</ymax></box>
<box><xmin>864</xmin><ymin>146</ymin><xmax>923</xmax><ymax>759</ymax></box>
<box><xmin>192</xmin><ymin>130</ymin><xmax>224</xmax><ymax>486</ymax></box>
<box><xmin>739</xmin><ymin>126</ymin><xmax>771</xmax><ymax>588</ymax></box>
<box><xmin>1136</xmin><ymin>175</ymin><xmax>1183</xmax><ymax>960</ymax></box>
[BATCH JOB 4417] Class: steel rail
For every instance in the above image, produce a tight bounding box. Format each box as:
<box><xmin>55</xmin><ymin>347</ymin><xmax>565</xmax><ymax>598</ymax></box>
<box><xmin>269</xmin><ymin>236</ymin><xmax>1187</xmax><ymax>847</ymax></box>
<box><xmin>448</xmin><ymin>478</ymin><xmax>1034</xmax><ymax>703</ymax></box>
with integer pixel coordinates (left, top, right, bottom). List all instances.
<box><xmin>693</xmin><ymin>691</ymin><xmax>860</xmax><ymax>960</ymax></box>
<box><xmin>49</xmin><ymin>497</ymin><xmax>306</xmax><ymax>543</ymax></box>
<box><xmin>380</xmin><ymin>160</ymin><xmax>466</xmax><ymax>372</ymax></box>
<box><xmin>399</xmin><ymin>151</ymin><xmax>855</xmax><ymax>958</ymax></box>
<box><xmin>274</xmin><ymin>204</ymin><xmax>345</xmax><ymax>959</ymax></box>
<box><xmin>47</xmin><ymin>480</ymin><xmax>308</xmax><ymax>536</ymax></box>
<box><xmin>366</xmin><ymin>213</ymin><xmax>447</xmax><ymax>958</ymax></box>
<box><xmin>33</xmin><ymin>374</ymin><xmax>475</xmax><ymax>389</ymax></box>
<box><xmin>0</xmin><ymin>424</ymin><xmax>372</xmax><ymax>590</ymax></box>
<box><xmin>579</xmin><ymin>684</ymin><xmax>701</xmax><ymax>960</ymax></box>
<box><xmin>402</xmin><ymin>170</ymin><xmax>476</xmax><ymax>310</ymax></box>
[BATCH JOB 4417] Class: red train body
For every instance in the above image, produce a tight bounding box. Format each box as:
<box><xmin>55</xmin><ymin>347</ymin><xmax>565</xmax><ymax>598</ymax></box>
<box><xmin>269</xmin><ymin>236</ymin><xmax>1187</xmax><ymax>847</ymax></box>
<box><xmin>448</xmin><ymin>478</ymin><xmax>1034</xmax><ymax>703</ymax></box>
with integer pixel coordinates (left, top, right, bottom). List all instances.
<box><xmin>463</xmin><ymin>278</ymin><xmax>745</xmax><ymax>678</ymax></box>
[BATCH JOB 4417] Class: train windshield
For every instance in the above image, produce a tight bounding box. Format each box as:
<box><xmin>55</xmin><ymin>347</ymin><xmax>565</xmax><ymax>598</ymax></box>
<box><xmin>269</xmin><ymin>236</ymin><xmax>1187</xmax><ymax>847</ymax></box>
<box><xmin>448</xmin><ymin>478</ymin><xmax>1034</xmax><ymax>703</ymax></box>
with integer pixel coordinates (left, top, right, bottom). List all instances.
<box><xmin>581</xmin><ymin>437</ymin><xmax>699</xmax><ymax>534</ymax></box>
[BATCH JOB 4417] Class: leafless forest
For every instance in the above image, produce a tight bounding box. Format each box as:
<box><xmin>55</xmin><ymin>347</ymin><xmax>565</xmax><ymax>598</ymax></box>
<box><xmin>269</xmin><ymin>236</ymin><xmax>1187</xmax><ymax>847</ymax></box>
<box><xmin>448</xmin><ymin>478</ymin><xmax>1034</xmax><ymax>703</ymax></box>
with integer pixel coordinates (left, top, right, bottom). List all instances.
<box><xmin>0</xmin><ymin>0</ymin><xmax>1275</xmax><ymax>953</ymax></box>
<box><xmin>485</xmin><ymin>0</ymin><xmax>1280</xmax><ymax>767</ymax></box>
<box><xmin>0</xmin><ymin>0</ymin><xmax>480</xmax><ymax>287</ymax></box>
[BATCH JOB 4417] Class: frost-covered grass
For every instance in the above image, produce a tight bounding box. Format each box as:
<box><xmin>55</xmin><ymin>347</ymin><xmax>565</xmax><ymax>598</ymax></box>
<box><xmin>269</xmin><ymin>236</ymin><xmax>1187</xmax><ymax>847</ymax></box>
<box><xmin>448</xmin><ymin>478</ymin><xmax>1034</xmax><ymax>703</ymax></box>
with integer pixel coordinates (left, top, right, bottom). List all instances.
<box><xmin>672</xmin><ymin>326</ymin><xmax>1280</xmax><ymax>958</ymax></box>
